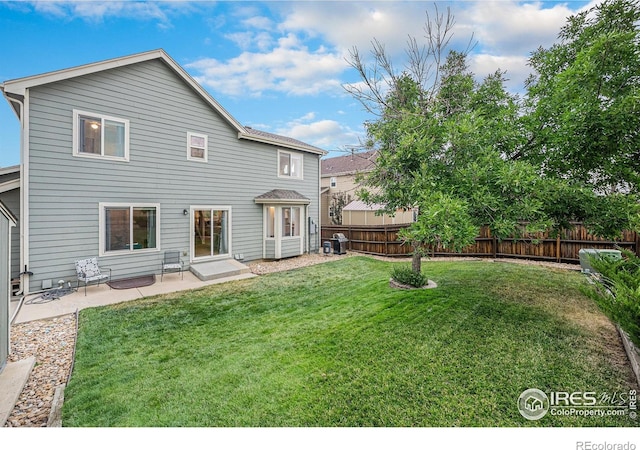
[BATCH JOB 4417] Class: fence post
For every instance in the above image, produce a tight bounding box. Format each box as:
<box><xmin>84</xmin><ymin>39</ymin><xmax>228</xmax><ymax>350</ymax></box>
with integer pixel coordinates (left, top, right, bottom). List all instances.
<box><xmin>556</xmin><ymin>234</ymin><xmax>561</xmax><ymax>263</ymax></box>
<box><xmin>492</xmin><ymin>234</ymin><xmax>497</xmax><ymax>259</ymax></box>
<box><xmin>384</xmin><ymin>226</ymin><xmax>389</xmax><ymax>256</ymax></box>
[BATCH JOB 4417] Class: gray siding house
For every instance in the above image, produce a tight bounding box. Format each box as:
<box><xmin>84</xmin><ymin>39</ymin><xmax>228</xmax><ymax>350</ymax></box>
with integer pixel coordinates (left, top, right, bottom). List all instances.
<box><xmin>0</xmin><ymin>166</ymin><xmax>19</xmax><ymax>288</ymax></box>
<box><xmin>0</xmin><ymin>200</ymin><xmax>16</xmax><ymax>372</ymax></box>
<box><xmin>1</xmin><ymin>50</ymin><xmax>326</xmax><ymax>294</ymax></box>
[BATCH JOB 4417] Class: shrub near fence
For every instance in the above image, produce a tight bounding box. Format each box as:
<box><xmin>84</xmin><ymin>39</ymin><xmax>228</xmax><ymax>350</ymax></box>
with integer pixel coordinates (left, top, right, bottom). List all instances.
<box><xmin>321</xmin><ymin>223</ymin><xmax>640</xmax><ymax>263</ymax></box>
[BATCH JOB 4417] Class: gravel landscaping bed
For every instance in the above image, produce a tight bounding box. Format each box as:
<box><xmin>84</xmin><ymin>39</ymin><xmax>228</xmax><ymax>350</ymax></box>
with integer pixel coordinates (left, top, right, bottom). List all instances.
<box><xmin>4</xmin><ymin>314</ymin><xmax>76</xmax><ymax>427</ymax></box>
<box><xmin>4</xmin><ymin>252</ymin><xmax>579</xmax><ymax>427</ymax></box>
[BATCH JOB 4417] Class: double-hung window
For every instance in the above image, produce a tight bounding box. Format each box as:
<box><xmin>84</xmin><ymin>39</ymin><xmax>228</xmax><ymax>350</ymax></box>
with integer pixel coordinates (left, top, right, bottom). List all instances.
<box><xmin>187</xmin><ymin>132</ymin><xmax>208</xmax><ymax>162</ymax></box>
<box><xmin>282</xmin><ymin>207</ymin><xmax>301</xmax><ymax>237</ymax></box>
<box><xmin>99</xmin><ymin>203</ymin><xmax>159</xmax><ymax>256</ymax></box>
<box><xmin>73</xmin><ymin>110</ymin><xmax>129</xmax><ymax>161</ymax></box>
<box><xmin>278</xmin><ymin>150</ymin><xmax>303</xmax><ymax>179</ymax></box>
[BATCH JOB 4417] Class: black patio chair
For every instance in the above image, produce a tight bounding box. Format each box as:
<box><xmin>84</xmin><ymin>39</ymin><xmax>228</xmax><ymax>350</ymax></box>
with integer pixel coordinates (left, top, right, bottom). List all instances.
<box><xmin>161</xmin><ymin>250</ymin><xmax>184</xmax><ymax>281</ymax></box>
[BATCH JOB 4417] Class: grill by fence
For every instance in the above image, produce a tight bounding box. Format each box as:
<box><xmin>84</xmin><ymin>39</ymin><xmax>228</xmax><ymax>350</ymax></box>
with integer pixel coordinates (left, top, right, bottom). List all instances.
<box><xmin>321</xmin><ymin>224</ymin><xmax>639</xmax><ymax>263</ymax></box>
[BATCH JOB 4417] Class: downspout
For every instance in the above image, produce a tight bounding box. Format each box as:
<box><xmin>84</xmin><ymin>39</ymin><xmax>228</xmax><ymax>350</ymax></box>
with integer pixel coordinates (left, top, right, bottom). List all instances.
<box><xmin>317</xmin><ymin>155</ymin><xmax>322</xmax><ymax>253</ymax></box>
<box><xmin>4</xmin><ymin>93</ymin><xmax>30</xmax><ymax>295</ymax></box>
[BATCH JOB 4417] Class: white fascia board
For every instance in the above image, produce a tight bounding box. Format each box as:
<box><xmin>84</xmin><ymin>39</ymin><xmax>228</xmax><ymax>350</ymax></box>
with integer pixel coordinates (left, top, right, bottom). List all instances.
<box><xmin>0</xmin><ymin>179</ymin><xmax>19</xmax><ymax>194</ymax></box>
<box><xmin>0</xmin><ymin>201</ymin><xmax>16</xmax><ymax>226</ymax></box>
<box><xmin>1</xmin><ymin>49</ymin><xmax>166</xmax><ymax>96</ymax></box>
<box><xmin>0</xmin><ymin>165</ymin><xmax>20</xmax><ymax>177</ymax></box>
<box><xmin>1</xmin><ymin>49</ymin><xmax>247</xmax><ymax>135</ymax></box>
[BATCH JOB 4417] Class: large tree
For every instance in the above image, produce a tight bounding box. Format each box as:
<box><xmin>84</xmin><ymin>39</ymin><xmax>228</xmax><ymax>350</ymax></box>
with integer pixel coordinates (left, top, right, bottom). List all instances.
<box><xmin>346</xmin><ymin>4</ymin><xmax>640</xmax><ymax>276</ymax></box>
<box><xmin>346</xmin><ymin>8</ymin><xmax>553</xmax><ymax>274</ymax></box>
<box><xmin>522</xmin><ymin>0</ymin><xmax>640</xmax><ymax>194</ymax></box>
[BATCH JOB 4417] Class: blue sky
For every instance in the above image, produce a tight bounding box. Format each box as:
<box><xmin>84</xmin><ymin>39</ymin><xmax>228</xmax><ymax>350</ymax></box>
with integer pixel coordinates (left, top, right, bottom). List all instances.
<box><xmin>0</xmin><ymin>0</ymin><xmax>596</xmax><ymax>168</ymax></box>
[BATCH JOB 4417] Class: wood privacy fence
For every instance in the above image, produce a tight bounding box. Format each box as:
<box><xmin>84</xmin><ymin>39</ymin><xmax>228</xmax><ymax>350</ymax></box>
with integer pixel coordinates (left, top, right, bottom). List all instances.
<box><xmin>321</xmin><ymin>223</ymin><xmax>640</xmax><ymax>263</ymax></box>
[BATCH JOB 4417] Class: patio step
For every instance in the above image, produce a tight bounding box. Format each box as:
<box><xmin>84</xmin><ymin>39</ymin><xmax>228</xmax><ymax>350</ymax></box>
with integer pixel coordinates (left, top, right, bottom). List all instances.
<box><xmin>189</xmin><ymin>259</ymin><xmax>251</xmax><ymax>282</ymax></box>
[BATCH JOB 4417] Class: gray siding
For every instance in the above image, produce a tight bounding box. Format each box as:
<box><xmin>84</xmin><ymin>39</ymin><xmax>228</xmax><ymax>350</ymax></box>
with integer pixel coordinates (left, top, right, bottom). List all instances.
<box><xmin>0</xmin><ymin>188</ymin><xmax>19</xmax><ymax>279</ymax></box>
<box><xmin>26</xmin><ymin>59</ymin><xmax>321</xmax><ymax>291</ymax></box>
<box><xmin>281</xmin><ymin>238</ymin><xmax>302</xmax><ymax>259</ymax></box>
<box><xmin>0</xmin><ymin>210</ymin><xmax>11</xmax><ymax>368</ymax></box>
<box><xmin>265</xmin><ymin>240</ymin><xmax>276</xmax><ymax>259</ymax></box>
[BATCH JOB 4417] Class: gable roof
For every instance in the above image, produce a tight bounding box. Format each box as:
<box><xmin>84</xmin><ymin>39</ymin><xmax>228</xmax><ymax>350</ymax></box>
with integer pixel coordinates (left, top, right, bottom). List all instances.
<box><xmin>254</xmin><ymin>189</ymin><xmax>311</xmax><ymax>205</ymax></box>
<box><xmin>343</xmin><ymin>200</ymin><xmax>385</xmax><ymax>211</ymax></box>
<box><xmin>1</xmin><ymin>49</ymin><xmax>326</xmax><ymax>156</ymax></box>
<box><xmin>321</xmin><ymin>150</ymin><xmax>377</xmax><ymax>177</ymax></box>
<box><xmin>243</xmin><ymin>127</ymin><xmax>325</xmax><ymax>155</ymax></box>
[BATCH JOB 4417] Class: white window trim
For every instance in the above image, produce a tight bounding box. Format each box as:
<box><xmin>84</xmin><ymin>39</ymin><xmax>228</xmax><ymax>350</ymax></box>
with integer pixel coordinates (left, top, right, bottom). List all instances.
<box><xmin>187</xmin><ymin>132</ymin><xmax>208</xmax><ymax>162</ymax></box>
<box><xmin>277</xmin><ymin>149</ymin><xmax>304</xmax><ymax>180</ymax></box>
<box><xmin>330</xmin><ymin>177</ymin><xmax>337</xmax><ymax>188</ymax></box>
<box><xmin>73</xmin><ymin>109</ymin><xmax>130</xmax><ymax>161</ymax></box>
<box><xmin>190</xmin><ymin>205</ymin><xmax>232</xmax><ymax>262</ymax></box>
<box><xmin>99</xmin><ymin>202</ymin><xmax>161</xmax><ymax>257</ymax></box>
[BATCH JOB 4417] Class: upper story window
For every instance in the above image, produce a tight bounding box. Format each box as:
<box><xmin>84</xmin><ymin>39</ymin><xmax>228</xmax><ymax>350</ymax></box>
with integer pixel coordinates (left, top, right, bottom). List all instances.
<box><xmin>187</xmin><ymin>132</ymin><xmax>208</xmax><ymax>162</ymax></box>
<box><xmin>73</xmin><ymin>110</ymin><xmax>129</xmax><ymax>161</ymax></box>
<box><xmin>278</xmin><ymin>150</ymin><xmax>303</xmax><ymax>180</ymax></box>
<box><xmin>330</xmin><ymin>177</ymin><xmax>337</xmax><ymax>188</ymax></box>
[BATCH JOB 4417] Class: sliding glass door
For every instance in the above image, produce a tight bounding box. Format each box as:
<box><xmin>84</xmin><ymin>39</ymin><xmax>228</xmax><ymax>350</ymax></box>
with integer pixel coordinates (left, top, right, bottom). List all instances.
<box><xmin>192</xmin><ymin>207</ymin><xmax>230</xmax><ymax>260</ymax></box>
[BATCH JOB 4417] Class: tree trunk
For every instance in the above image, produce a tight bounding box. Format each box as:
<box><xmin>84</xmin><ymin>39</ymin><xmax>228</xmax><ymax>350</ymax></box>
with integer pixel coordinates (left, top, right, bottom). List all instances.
<box><xmin>412</xmin><ymin>248</ymin><xmax>422</xmax><ymax>274</ymax></box>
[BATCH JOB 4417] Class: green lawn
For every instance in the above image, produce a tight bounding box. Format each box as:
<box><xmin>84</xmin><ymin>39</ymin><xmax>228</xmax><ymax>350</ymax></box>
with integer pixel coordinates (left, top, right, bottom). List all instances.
<box><xmin>62</xmin><ymin>257</ymin><xmax>638</xmax><ymax>427</ymax></box>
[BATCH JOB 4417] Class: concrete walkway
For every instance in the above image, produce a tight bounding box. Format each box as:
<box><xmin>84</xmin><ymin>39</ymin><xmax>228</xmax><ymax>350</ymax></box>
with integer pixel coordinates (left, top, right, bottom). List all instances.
<box><xmin>0</xmin><ymin>357</ymin><xmax>35</xmax><ymax>427</ymax></box>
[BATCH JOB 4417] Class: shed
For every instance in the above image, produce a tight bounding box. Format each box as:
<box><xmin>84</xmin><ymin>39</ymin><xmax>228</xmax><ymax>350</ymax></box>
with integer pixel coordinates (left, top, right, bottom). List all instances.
<box><xmin>342</xmin><ymin>200</ymin><xmax>415</xmax><ymax>226</ymax></box>
<box><xmin>0</xmin><ymin>165</ymin><xmax>19</xmax><ymax>291</ymax></box>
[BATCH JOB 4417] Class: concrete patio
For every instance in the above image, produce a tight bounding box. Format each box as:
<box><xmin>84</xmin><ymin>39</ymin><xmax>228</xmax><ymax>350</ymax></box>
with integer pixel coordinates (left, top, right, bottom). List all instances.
<box><xmin>2</xmin><ymin>262</ymin><xmax>257</xmax><ymax>426</ymax></box>
<box><xmin>11</xmin><ymin>264</ymin><xmax>256</xmax><ymax>324</ymax></box>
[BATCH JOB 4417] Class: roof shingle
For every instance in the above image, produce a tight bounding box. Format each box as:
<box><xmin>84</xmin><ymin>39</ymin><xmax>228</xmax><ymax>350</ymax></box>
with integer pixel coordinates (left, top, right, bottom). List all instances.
<box><xmin>321</xmin><ymin>150</ymin><xmax>377</xmax><ymax>176</ymax></box>
<box><xmin>243</xmin><ymin>127</ymin><xmax>326</xmax><ymax>155</ymax></box>
<box><xmin>254</xmin><ymin>189</ymin><xmax>311</xmax><ymax>204</ymax></box>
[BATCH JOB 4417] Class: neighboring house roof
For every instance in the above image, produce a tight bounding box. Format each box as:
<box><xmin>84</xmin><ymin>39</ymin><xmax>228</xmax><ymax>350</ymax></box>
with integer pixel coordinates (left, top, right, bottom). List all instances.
<box><xmin>0</xmin><ymin>49</ymin><xmax>326</xmax><ymax>156</ymax></box>
<box><xmin>254</xmin><ymin>189</ymin><xmax>311</xmax><ymax>204</ymax></box>
<box><xmin>321</xmin><ymin>150</ymin><xmax>377</xmax><ymax>177</ymax></box>
<box><xmin>343</xmin><ymin>200</ymin><xmax>386</xmax><ymax>211</ymax></box>
<box><xmin>0</xmin><ymin>165</ymin><xmax>19</xmax><ymax>193</ymax></box>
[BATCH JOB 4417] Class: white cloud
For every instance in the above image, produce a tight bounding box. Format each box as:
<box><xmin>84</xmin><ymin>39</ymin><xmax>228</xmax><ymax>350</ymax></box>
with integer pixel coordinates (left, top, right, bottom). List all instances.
<box><xmin>456</xmin><ymin>1</ymin><xmax>601</xmax><ymax>90</ymax></box>
<box><xmin>470</xmin><ymin>53</ymin><xmax>531</xmax><ymax>92</ymax></box>
<box><xmin>187</xmin><ymin>34</ymin><xmax>348</xmax><ymax>97</ymax></box>
<box><xmin>242</xmin><ymin>15</ymin><xmax>273</xmax><ymax>30</ymax></box>
<box><xmin>25</xmin><ymin>0</ymin><xmax>205</xmax><ymax>28</ymax></box>
<box><xmin>276</xmin><ymin>1</ymin><xmax>596</xmax><ymax>93</ymax></box>
<box><xmin>275</xmin><ymin>114</ymin><xmax>363</xmax><ymax>151</ymax></box>
<box><xmin>458</xmin><ymin>1</ymin><xmax>577</xmax><ymax>55</ymax></box>
<box><xmin>279</xmin><ymin>2</ymin><xmax>434</xmax><ymax>57</ymax></box>
<box><xmin>224</xmin><ymin>31</ymin><xmax>275</xmax><ymax>51</ymax></box>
